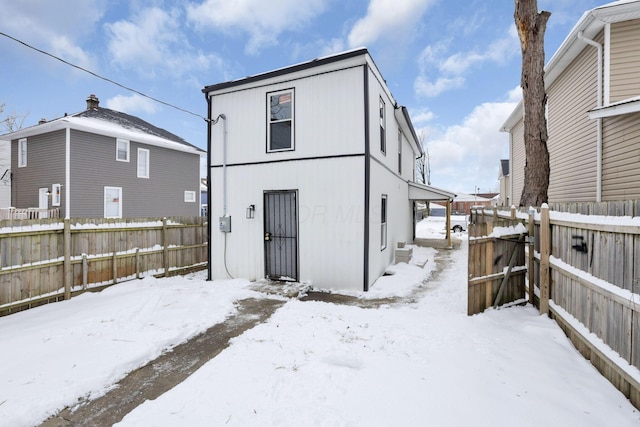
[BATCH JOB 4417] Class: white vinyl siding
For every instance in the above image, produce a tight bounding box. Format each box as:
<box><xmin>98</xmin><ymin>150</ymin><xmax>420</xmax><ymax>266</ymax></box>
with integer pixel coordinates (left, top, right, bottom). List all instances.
<box><xmin>609</xmin><ymin>19</ymin><xmax>640</xmax><ymax>103</ymax></box>
<box><xmin>267</xmin><ymin>89</ymin><xmax>294</xmax><ymax>152</ymax></box>
<box><xmin>137</xmin><ymin>148</ymin><xmax>149</xmax><ymax>178</ymax></box>
<box><xmin>18</xmin><ymin>138</ymin><xmax>27</xmax><ymax>167</ymax></box>
<box><xmin>545</xmin><ymin>36</ymin><xmax>600</xmax><ymax>203</ymax></box>
<box><xmin>116</xmin><ymin>139</ymin><xmax>130</xmax><ymax>162</ymax></box>
<box><xmin>511</xmin><ymin>118</ymin><xmax>525</xmax><ymax>207</ymax></box>
<box><xmin>601</xmin><ymin>111</ymin><xmax>640</xmax><ymax>200</ymax></box>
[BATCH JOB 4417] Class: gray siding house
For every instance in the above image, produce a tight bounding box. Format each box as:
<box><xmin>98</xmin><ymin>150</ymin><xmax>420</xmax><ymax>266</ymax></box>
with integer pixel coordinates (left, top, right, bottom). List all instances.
<box><xmin>2</xmin><ymin>95</ymin><xmax>204</xmax><ymax>219</ymax></box>
<box><xmin>501</xmin><ymin>1</ymin><xmax>640</xmax><ymax>205</ymax></box>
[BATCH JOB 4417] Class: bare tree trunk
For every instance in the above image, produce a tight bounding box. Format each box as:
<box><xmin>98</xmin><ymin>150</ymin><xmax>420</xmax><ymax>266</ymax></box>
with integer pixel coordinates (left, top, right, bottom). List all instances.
<box><xmin>515</xmin><ymin>0</ymin><xmax>551</xmax><ymax>207</ymax></box>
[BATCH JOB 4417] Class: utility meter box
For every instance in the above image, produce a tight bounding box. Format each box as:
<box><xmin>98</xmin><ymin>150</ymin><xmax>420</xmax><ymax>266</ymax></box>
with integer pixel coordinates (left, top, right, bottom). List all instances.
<box><xmin>219</xmin><ymin>216</ymin><xmax>231</xmax><ymax>233</ymax></box>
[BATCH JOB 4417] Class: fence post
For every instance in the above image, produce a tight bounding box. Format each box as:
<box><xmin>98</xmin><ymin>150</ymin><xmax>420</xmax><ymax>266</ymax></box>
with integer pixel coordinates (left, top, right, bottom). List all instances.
<box><xmin>162</xmin><ymin>217</ymin><xmax>169</xmax><ymax>276</ymax></box>
<box><xmin>510</xmin><ymin>205</ymin><xmax>516</xmax><ymax>220</ymax></box>
<box><xmin>539</xmin><ymin>204</ymin><xmax>550</xmax><ymax>315</ymax></box>
<box><xmin>112</xmin><ymin>251</ymin><xmax>118</xmax><ymax>285</ymax></box>
<box><xmin>136</xmin><ymin>248</ymin><xmax>141</xmax><ymax>279</ymax></box>
<box><xmin>527</xmin><ymin>209</ymin><xmax>535</xmax><ymax>306</ymax></box>
<box><xmin>82</xmin><ymin>254</ymin><xmax>88</xmax><ymax>290</ymax></box>
<box><xmin>64</xmin><ymin>219</ymin><xmax>71</xmax><ymax>300</ymax></box>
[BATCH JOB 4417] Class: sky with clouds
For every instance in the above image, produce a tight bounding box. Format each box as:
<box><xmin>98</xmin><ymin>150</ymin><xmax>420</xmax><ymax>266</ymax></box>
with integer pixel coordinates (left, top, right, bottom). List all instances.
<box><xmin>0</xmin><ymin>0</ymin><xmax>607</xmax><ymax>194</ymax></box>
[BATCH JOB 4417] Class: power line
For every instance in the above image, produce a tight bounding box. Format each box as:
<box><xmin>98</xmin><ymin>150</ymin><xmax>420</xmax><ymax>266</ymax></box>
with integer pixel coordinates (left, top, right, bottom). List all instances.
<box><xmin>0</xmin><ymin>31</ymin><xmax>209</xmax><ymax>122</ymax></box>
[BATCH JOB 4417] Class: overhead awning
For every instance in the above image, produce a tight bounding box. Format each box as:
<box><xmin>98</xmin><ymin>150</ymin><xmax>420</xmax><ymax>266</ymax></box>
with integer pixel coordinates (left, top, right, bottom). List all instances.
<box><xmin>408</xmin><ymin>182</ymin><xmax>456</xmax><ymax>201</ymax></box>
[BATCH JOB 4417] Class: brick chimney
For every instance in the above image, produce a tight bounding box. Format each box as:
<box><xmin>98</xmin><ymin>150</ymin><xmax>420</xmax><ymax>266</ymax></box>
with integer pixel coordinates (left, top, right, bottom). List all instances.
<box><xmin>86</xmin><ymin>94</ymin><xmax>100</xmax><ymax>110</ymax></box>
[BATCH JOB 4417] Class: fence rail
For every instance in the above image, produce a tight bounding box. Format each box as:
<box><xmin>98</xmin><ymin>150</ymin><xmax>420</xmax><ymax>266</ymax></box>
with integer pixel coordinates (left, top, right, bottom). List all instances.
<box><xmin>469</xmin><ymin>203</ymin><xmax>640</xmax><ymax>409</ymax></box>
<box><xmin>0</xmin><ymin>216</ymin><xmax>207</xmax><ymax>316</ymax></box>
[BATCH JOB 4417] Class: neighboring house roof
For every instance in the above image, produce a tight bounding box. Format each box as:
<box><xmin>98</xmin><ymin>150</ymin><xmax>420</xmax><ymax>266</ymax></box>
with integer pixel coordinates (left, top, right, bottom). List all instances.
<box><xmin>499</xmin><ymin>159</ymin><xmax>509</xmax><ymax>178</ymax></box>
<box><xmin>0</xmin><ymin>95</ymin><xmax>204</xmax><ymax>155</ymax></box>
<box><xmin>202</xmin><ymin>48</ymin><xmax>424</xmax><ymax>157</ymax></box>
<box><xmin>500</xmin><ymin>0</ymin><xmax>640</xmax><ymax>132</ymax></box>
<box><xmin>453</xmin><ymin>192</ymin><xmax>492</xmax><ymax>203</ymax></box>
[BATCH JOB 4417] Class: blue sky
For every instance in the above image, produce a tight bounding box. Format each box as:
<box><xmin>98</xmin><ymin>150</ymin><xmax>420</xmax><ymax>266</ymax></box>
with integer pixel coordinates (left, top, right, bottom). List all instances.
<box><xmin>0</xmin><ymin>0</ymin><xmax>607</xmax><ymax>194</ymax></box>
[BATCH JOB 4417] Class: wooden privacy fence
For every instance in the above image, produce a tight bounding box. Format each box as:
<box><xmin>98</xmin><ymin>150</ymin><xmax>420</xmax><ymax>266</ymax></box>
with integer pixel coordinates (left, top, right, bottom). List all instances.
<box><xmin>467</xmin><ymin>211</ymin><xmax>527</xmax><ymax>315</ymax></box>
<box><xmin>469</xmin><ymin>203</ymin><xmax>640</xmax><ymax>409</ymax></box>
<box><xmin>0</xmin><ymin>216</ymin><xmax>208</xmax><ymax>316</ymax></box>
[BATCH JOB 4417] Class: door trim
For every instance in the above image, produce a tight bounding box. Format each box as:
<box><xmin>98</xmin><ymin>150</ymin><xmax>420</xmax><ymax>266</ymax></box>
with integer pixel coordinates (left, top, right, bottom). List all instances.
<box><xmin>263</xmin><ymin>189</ymin><xmax>299</xmax><ymax>281</ymax></box>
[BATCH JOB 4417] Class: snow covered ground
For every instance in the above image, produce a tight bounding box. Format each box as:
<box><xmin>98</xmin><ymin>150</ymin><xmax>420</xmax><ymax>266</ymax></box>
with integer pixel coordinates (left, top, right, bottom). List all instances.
<box><xmin>1</xmin><ymin>217</ymin><xmax>638</xmax><ymax>426</ymax></box>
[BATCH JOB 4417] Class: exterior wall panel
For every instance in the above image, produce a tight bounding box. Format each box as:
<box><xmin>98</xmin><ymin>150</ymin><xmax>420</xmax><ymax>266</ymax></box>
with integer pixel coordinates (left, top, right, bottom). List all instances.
<box><xmin>601</xmin><ymin>111</ymin><xmax>640</xmax><ymax>200</ymax></box>
<box><xmin>367</xmin><ymin>159</ymin><xmax>414</xmax><ymax>290</ymax></box>
<box><xmin>546</xmin><ymin>38</ymin><xmax>599</xmax><ymax>202</ymax></box>
<box><xmin>70</xmin><ymin>130</ymin><xmax>199</xmax><ymax>218</ymax></box>
<box><xmin>210</xmin><ymin>66</ymin><xmax>365</xmax><ymax>167</ymax></box>
<box><xmin>209</xmin><ymin>157</ymin><xmax>365</xmax><ymax>290</ymax></box>
<box><xmin>511</xmin><ymin>118</ymin><xmax>525</xmax><ymax>207</ymax></box>
<box><xmin>11</xmin><ymin>129</ymin><xmax>66</xmax><ymax>211</ymax></box>
<box><xmin>610</xmin><ymin>19</ymin><xmax>640</xmax><ymax>103</ymax></box>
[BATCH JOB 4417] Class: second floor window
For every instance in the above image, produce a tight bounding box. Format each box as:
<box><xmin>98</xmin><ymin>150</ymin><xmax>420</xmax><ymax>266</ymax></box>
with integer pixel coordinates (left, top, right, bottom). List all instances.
<box><xmin>137</xmin><ymin>148</ymin><xmax>149</xmax><ymax>178</ymax></box>
<box><xmin>268</xmin><ymin>89</ymin><xmax>294</xmax><ymax>152</ymax></box>
<box><xmin>18</xmin><ymin>138</ymin><xmax>27</xmax><ymax>167</ymax></box>
<box><xmin>379</xmin><ymin>97</ymin><xmax>386</xmax><ymax>155</ymax></box>
<box><xmin>398</xmin><ymin>130</ymin><xmax>402</xmax><ymax>174</ymax></box>
<box><xmin>116</xmin><ymin>139</ymin><xmax>130</xmax><ymax>162</ymax></box>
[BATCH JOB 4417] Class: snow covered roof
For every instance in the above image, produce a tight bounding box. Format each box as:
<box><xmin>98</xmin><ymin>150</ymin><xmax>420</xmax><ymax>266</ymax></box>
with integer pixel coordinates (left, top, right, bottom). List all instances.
<box><xmin>1</xmin><ymin>100</ymin><xmax>204</xmax><ymax>156</ymax></box>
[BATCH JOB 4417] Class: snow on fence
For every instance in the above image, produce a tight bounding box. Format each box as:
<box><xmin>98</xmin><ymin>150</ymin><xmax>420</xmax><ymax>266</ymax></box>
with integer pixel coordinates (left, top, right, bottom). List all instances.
<box><xmin>0</xmin><ymin>216</ymin><xmax>208</xmax><ymax>316</ymax></box>
<box><xmin>470</xmin><ymin>203</ymin><xmax>640</xmax><ymax>410</ymax></box>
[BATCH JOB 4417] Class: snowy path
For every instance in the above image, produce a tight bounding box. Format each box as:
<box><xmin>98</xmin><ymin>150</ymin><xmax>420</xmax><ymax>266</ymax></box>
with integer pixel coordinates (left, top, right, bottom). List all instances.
<box><xmin>0</xmin><ymin>217</ymin><xmax>638</xmax><ymax>426</ymax></box>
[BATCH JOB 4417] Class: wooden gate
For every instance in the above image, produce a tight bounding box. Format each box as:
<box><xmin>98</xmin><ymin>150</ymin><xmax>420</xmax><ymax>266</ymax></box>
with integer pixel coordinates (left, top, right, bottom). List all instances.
<box><xmin>467</xmin><ymin>213</ymin><xmax>527</xmax><ymax>315</ymax></box>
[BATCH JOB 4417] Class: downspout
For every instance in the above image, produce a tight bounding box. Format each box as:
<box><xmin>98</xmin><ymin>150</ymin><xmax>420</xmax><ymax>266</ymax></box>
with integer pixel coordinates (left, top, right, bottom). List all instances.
<box><xmin>205</xmin><ymin>94</ymin><xmax>212</xmax><ymax>281</ymax></box>
<box><xmin>362</xmin><ymin>64</ymin><xmax>370</xmax><ymax>292</ymax></box>
<box><xmin>204</xmin><ymin>99</ymin><xmax>227</xmax><ymax>281</ymax></box>
<box><xmin>221</xmin><ymin>114</ymin><xmax>228</xmax><ymax>216</ymax></box>
<box><xmin>578</xmin><ymin>31</ymin><xmax>603</xmax><ymax>202</ymax></box>
<box><xmin>65</xmin><ymin>124</ymin><xmax>70</xmax><ymax>219</ymax></box>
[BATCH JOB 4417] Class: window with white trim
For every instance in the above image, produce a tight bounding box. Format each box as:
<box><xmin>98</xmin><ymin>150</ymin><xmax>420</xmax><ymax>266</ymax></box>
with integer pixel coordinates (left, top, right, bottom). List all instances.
<box><xmin>379</xmin><ymin>97</ymin><xmax>386</xmax><ymax>155</ymax></box>
<box><xmin>137</xmin><ymin>148</ymin><xmax>149</xmax><ymax>178</ymax></box>
<box><xmin>184</xmin><ymin>191</ymin><xmax>196</xmax><ymax>203</ymax></box>
<box><xmin>18</xmin><ymin>138</ymin><xmax>27</xmax><ymax>167</ymax></box>
<box><xmin>104</xmin><ymin>186</ymin><xmax>122</xmax><ymax>218</ymax></box>
<box><xmin>267</xmin><ymin>89</ymin><xmax>294</xmax><ymax>152</ymax></box>
<box><xmin>116</xmin><ymin>139</ymin><xmax>130</xmax><ymax>162</ymax></box>
<box><xmin>52</xmin><ymin>183</ymin><xmax>61</xmax><ymax>207</ymax></box>
<box><xmin>381</xmin><ymin>194</ymin><xmax>387</xmax><ymax>250</ymax></box>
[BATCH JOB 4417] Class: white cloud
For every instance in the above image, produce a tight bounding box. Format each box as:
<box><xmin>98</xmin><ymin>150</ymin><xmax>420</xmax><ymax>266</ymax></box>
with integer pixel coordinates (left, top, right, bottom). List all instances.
<box><xmin>187</xmin><ymin>0</ymin><xmax>328</xmax><ymax>54</ymax></box>
<box><xmin>410</xmin><ymin>107</ymin><xmax>436</xmax><ymax>125</ymax></box>
<box><xmin>105</xmin><ymin>7</ymin><xmax>224</xmax><ymax>79</ymax></box>
<box><xmin>105</xmin><ymin>94</ymin><xmax>160</xmax><ymax>115</ymax></box>
<box><xmin>420</xmin><ymin>99</ymin><xmax>518</xmax><ymax>193</ymax></box>
<box><xmin>414</xmin><ymin>75</ymin><xmax>464</xmax><ymax>98</ymax></box>
<box><xmin>0</xmin><ymin>0</ymin><xmax>105</xmax><ymax>71</ymax></box>
<box><xmin>414</xmin><ymin>26</ymin><xmax>519</xmax><ymax>98</ymax></box>
<box><xmin>347</xmin><ymin>0</ymin><xmax>435</xmax><ymax>48</ymax></box>
<box><xmin>506</xmin><ymin>85</ymin><xmax>522</xmax><ymax>103</ymax></box>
